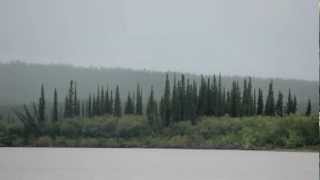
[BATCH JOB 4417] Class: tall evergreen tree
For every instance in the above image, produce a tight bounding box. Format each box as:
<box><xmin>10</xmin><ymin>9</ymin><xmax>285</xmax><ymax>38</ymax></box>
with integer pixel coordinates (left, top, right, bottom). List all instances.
<box><xmin>162</xmin><ymin>74</ymin><xmax>171</xmax><ymax>126</ymax></box>
<box><xmin>146</xmin><ymin>86</ymin><xmax>159</xmax><ymax>130</ymax></box>
<box><xmin>110</xmin><ymin>90</ymin><xmax>114</xmax><ymax>115</ymax></box>
<box><xmin>114</xmin><ymin>85</ymin><xmax>122</xmax><ymax>117</ymax></box>
<box><xmin>179</xmin><ymin>74</ymin><xmax>186</xmax><ymax>121</ymax></box>
<box><xmin>253</xmin><ymin>88</ymin><xmax>257</xmax><ymax>115</ymax></box>
<box><xmin>124</xmin><ymin>93</ymin><xmax>134</xmax><ymax>114</ymax></box>
<box><xmin>305</xmin><ymin>99</ymin><xmax>312</xmax><ymax>116</ymax></box>
<box><xmin>105</xmin><ymin>88</ymin><xmax>110</xmax><ymax>114</ymax></box>
<box><xmin>171</xmin><ymin>75</ymin><xmax>179</xmax><ymax>122</ymax></box>
<box><xmin>265</xmin><ymin>81</ymin><xmax>275</xmax><ymax>116</ymax></box>
<box><xmin>286</xmin><ymin>89</ymin><xmax>293</xmax><ymax>114</ymax></box>
<box><xmin>88</xmin><ymin>94</ymin><xmax>92</xmax><ymax>117</ymax></box>
<box><xmin>276</xmin><ymin>91</ymin><xmax>283</xmax><ymax>117</ymax></box>
<box><xmin>135</xmin><ymin>84</ymin><xmax>143</xmax><ymax>115</ymax></box>
<box><xmin>38</xmin><ymin>84</ymin><xmax>46</xmax><ymax>125</ymax></box>
<box><xmin>257</xmin><ymin>88</ymin><xmax>264</xmax><ymax>115</ymax></box>
<box><xmin>230</xmin><ymin>81</ymin><xmax>241</xmax><ymax>117</ymax></box>
<box><xmin>292</xmin><ymin>95</ymin><xmax>297</xmax><ymax>114</ymax></box>
<box><xmin>52</xmin><ymin>88</ymin><xmax>58</xmax><ymax>122</ymax></box>
<box><xmin>197</xmin><ymin>76</ymin><xmax>207</xmax><ymax>116</ymax></box>
<box><xmin>190</xmin><ymin>80</ymin><xmax>198</xmax><ymax>124</ymax></box>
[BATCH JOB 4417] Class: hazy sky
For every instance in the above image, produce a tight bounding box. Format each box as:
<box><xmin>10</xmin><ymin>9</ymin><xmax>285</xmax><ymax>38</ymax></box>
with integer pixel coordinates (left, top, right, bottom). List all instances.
<box><xmin>0</xmin><ymin>0</ymin><xmax>318</xmax><ymax>80</ymax></box>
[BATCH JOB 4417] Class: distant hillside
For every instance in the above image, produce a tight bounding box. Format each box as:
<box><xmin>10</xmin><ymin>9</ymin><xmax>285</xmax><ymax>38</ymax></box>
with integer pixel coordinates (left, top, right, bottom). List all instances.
<box><xmin>0</xmin><ymin>61</ymin><xmax>317</xmax><ymax>113</ymax></box>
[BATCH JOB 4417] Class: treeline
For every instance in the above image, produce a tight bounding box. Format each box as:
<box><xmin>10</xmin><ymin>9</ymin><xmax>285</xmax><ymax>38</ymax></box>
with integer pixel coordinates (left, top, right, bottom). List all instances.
<box><xmin>22</xmin><ymin>74</ymin><xmax>312</xmax><ymax>131</ymax></box>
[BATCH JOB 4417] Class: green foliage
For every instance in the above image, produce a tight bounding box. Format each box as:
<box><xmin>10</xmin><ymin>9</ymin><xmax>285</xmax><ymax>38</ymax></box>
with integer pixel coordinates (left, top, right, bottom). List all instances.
<box><xmin>0</xmin><ymin>115</ymin><xmax>318</xmax><ymax>149</ymax></box>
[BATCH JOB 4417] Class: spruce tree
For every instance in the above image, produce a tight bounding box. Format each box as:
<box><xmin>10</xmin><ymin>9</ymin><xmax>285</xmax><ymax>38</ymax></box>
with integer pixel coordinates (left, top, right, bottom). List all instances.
<box><xmin>88</xmin><ymin>94</ymin><xmax>92</xmax><ymax>117</ymax></box>
<box><xmin>292</xmin><ymin>95</ymin><xmax>297</xmax><ymax>114</ymax></box>
<box><xmin>171</xmin><ymin>75</ymin><xmax>179</xmax><ymax>122</ymax></box>
<box><xmin>52</xmin><ymin>88</ymin><xmax>58</xmax><ymax>122</ymax></box>
<box><xmin>305</xmin><ymin>99</ymin><xmax>312</xmax><ymax>116</ymax></box>
<box><xmin>197</xmin><ymin>76</ymin><xmax>207</xmax><ymax>116</ymax></box>
<box><xmin>257</xmin><ymin>88</ymin><xmax>264</xmax><ymax>115</ymax></box>
<box><xmin>146</xmin><ymin>86</ymin><xmax>159</xmax><ymax>130</ymax></box>
<box><xmin>38</xmin><ymin>84</ymin><xmax>46</xmax><ymax>124</ymax></box>
<box><xmin>217</xmin><ymin>74</ymin><xmax>223</xmax><ymax>116</ymax></box>
<box><xmin>110</xmin><ymin>90</ymin><xmax>114</xmax><ymax>115</ymax></box>
<box><xmin>253</xmin><ymin>88</ymin><xmax>257</xmax><ymax>115</ymax></box>
<box><xmin>101</xmin><ymin>86</ymin><xmax>105</xmax><ymax>114</ymax></box>
<box><xmin>163</xmin><ymin>74</ymin><xmax>171</xmax><ymax>126</ymax></box>
<box><xmin>242</xmin><ymin>79</ymin><xmax>248</xmax><ymax>116</ymax></box>
<box><xmin>135</xmin><ymin>84</ymin><xmax>143</xmax><ymax>115</ymax></box>
<box><xmin>230</xmin><ymin>81</ymin><xmax>241</xmax><ymax>117</ymax></box>
<box><xmin>92</xmin><ymin>94</ymin><xmax>96</xmax><ymax>116</ymax></box>
<box><xmin>276</xmin><ymin>91</ymin><xmax>283</xmax><ymax>117</ymax></box>
<box><xmin>105</xmin><ymin>88</ymin><xmax>110</xmax><ymax>114</ymax></box>
<box><xmin>114</xmin><ymin>85</ymin><xmax>122</xmax><ymax>117</ymax></box>
<box><xmin>286</xmin><ymin>89</ymin><xmax>293</xmax><ymax>115</ymax></box>
<box><xmin>190</xmin><ymin>80</ymin><xmax>198</xmax><ymax>124</ymax></box>
<box><xmin>265</xmin><ymin>81</ymin><xmax>275</xmax><ymax>116</ymax></box>
<box><xmin>124</xmin><ymin>93</ymin><xmax>134</xmax><ymax>114</ymax></box>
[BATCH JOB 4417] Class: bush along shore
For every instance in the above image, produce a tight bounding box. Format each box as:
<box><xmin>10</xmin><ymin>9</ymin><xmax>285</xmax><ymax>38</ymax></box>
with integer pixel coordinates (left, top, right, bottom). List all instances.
<box><xmin>0</xmin><ymin>115</ymin><xmax>318</xmax><ymax>151</ymax></box>
<box><xmin>1</xmin><ymin>73</ymin><xmax>318</xmax><ymax>150</ymax></box>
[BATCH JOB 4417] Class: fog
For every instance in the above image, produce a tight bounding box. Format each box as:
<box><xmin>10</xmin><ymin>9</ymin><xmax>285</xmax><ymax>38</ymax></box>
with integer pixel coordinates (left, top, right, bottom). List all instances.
<box><xmin>0</xmin><ymin>0</ymin><xmax>318</xmax><ymax>81</ymax></box>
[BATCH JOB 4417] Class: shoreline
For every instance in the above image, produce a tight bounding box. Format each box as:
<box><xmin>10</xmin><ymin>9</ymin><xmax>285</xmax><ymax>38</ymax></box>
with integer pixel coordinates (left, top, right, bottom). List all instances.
<box><xmin>0</xmin><ymin>144</ymin><xmax>318</xmax><ymax>153</ymax></box>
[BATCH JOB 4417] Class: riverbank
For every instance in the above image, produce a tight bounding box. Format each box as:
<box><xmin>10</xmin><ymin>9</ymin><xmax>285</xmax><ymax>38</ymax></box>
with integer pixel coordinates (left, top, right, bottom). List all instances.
<box><xmin>0</xmin><ymin>115</ymin><xmax>318</xmax><ymax>151</ymax></box>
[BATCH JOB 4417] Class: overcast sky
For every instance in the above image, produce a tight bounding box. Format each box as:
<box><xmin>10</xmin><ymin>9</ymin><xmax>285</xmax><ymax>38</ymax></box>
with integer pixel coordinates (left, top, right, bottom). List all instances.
<box><xmin>0</xmin><ymin>0</ymin><xmax>318</xmax><ymax>80</ymax></box>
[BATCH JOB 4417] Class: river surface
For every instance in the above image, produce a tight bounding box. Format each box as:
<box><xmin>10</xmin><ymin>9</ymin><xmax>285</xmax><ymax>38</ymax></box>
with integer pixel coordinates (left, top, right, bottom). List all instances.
<box><xmin>0</xmin><ymin>148</ymin><xmax>318</xmax><ymax>180</ymax></box>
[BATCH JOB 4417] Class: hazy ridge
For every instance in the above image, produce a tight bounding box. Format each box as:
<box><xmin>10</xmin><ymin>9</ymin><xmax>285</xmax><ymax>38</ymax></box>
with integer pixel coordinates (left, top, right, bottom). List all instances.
<box><xmin>0</xmin><ymin>61</ymin><xmax>317</xmax><ymax>112</ymax></box>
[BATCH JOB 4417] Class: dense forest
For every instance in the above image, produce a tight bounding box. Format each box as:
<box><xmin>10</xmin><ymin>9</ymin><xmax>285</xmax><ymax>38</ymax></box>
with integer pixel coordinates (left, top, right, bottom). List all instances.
<box><xmin>0</xmin><ymin>69</ymin><xmax>318</xmax><ymax>150</ymax></box>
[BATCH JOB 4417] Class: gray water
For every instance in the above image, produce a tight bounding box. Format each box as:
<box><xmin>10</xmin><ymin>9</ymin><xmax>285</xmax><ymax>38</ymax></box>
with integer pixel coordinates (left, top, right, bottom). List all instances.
<box><xmin>0</xmin><ymin>148</ymin><xmax>318</xmax><ymax>180</ymax></box>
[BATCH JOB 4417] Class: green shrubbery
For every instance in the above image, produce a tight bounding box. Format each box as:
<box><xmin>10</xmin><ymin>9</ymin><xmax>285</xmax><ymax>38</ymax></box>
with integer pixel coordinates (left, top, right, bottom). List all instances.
<box><xmin>0</xmin><ymin>115</ymin><xmax>318</xmax><ymax>150</ymax></box>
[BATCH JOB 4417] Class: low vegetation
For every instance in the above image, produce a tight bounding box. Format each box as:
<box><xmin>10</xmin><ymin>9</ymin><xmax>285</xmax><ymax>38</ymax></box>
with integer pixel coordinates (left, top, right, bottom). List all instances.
<box><xmin>0</xmin><ymin>115</ymin><xmax>318</xmax><ymax>150</ymax></box>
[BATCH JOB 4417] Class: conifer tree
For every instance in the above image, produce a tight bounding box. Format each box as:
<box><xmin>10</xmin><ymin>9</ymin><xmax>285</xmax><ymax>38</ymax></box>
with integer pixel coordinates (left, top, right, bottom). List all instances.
<box><xmin>38</xmin><ymin>84</ymin><xmax>46</xmax><ymax>124</ymax></box>
<box><xmin>247</xmin><ymin>77</ymin><xmax>254</xmax><ymax>115</ymax></box>
<box><xmin>179</xmin><ymin>74</ymin><xmax>186</xmax><ymax>121</ymax></box>
<box><xmin>217</xmin><ymin>74</ymin><xmax>223</xmax><ymax>116</ymax></box>
<box><xmin>265</xmin><ymin>81</ymin><xmax>275</xmax><ymax>116</ymax></box>
<box><xmin>88</xmin><ymin>94</ymin><xmax>92</xmax><ymax>117</ymax></box>
<box><xmin>114</xmin><ymin>85</ymin><xmax>122</xmax><ymax>117</ymax></box>
<box><xmin>211</xmin><ymin>75</ymin><xmax>217</xmax><ymax>115</ymax></box>
<box><xmin>162</xmin><ymin>74</ymin><xmax>171</xmax><ymax>126</ymax></box>
<box><xmin>124</xmin><ymin>93</ymin><xmax>134</xmax><ymax>114</ymax></box>
<box><xmin>257</xmin><ymin>88</ymin><xmax>264</xmax><ymax>115</ymax></box>
<box><xmin>242</xmin><ymin>79</ymin><xmax>248</xmax><ymax>116</ymax></box>
<box><xmin>190</xmin><ymin>80</ymin><xmax>198</xmax><ymax>124</ymax></box>
<box><xmin>230</xmin><ymin>81</ymin><xmax>241</xmax><ymax>117</ymax></box>
<box><xmin>101</xmin><ymin>86</ymin><xmax>105</xmax><ymax>114</ymax></box>
<box><xmin>286</xmin><ymin>89</ymin><xmax>293</xmax><ymax>114</ymax></box>
<box><xmin>135</xmin><ymin>84</ymin><xmax>143</xmax><ymax>115</ymax></box>
<box><xmin>105</xmin><ymin>88</ymin><xmax>110</xmax><ymax>114</ymax></box>
<box><xmin>253</xmin><ymin>88</ymin><xmax>257</xmax><ymax>115</ymax></box>
<box><xmin>292</xmin><ymin>95</ymin><xmax>297</xmax><ymax>114</ymax></box>
<box><xmin>197</xmin><ymin>76</ymin><xmax>207</xmax><ymax>116</ymax></box>
<box><xmin>276</xmin><ymin>91</ymin><xmax>283</xmax><ymax>117</ymax></box>
<box><xmin>52</xmin><ymin>88</ymin><xmax>58</xmax><ymax>122</ymax></box>
<box><xmin>92</xmin><ymin>94</ymin><xmax>96</xmax><ymax>116</ymax></box>
<box><xmin>171</xmin><ymin>75</ymin><xmax>179</xmax><ymax>122</ymax></box>
<box><xmin>110</xmin><ymin>90</ymin><xmax>114</xmax><ymax>115</ymax></box>
<box><xmin>206</xmin><ymin>77</ymin><xmax>212</xmax><ymax>115</ymax></box>
<box><xmin>305</xmin><ymin>99</ymin><xmax>312</xmax><ymax>116</ymax></box>
<box><xmin>146</xmin><ymin>86</ymin><xmax>159</xmax><ymax>130</ymax></box>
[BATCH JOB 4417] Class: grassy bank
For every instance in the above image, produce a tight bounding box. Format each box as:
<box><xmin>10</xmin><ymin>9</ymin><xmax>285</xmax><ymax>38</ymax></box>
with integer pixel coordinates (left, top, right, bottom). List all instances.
<box><xmin>0</xmin><ymin>115</ymin><xmax>318</xmax><ymax>151</ymax></box>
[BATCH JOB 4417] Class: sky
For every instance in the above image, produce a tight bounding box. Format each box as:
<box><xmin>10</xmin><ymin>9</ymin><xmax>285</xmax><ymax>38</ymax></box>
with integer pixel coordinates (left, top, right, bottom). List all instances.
<box><xmin>0</xmin><ymin>0</ymin><xmax>318</xmax><ymax>81</ymax></box>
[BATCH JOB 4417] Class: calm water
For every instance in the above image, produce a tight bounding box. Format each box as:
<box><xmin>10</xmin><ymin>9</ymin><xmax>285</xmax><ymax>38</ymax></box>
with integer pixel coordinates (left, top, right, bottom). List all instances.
<box><xmin>0</xmin><ymin>148</ymin><xmax>318</xmax><ymax>180</ymax></box>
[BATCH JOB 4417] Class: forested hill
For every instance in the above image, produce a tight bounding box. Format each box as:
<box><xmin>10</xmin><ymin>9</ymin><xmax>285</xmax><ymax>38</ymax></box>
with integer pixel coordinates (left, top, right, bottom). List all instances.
<box><xmin>0</xmin><ymin>61</ymin><xmax>317</xmax><ymax>112</ymax></box>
